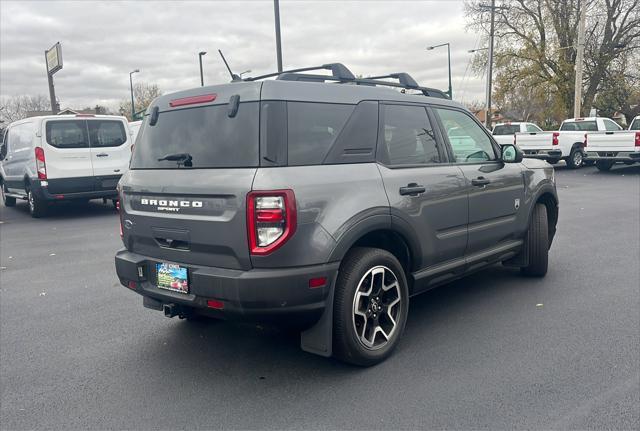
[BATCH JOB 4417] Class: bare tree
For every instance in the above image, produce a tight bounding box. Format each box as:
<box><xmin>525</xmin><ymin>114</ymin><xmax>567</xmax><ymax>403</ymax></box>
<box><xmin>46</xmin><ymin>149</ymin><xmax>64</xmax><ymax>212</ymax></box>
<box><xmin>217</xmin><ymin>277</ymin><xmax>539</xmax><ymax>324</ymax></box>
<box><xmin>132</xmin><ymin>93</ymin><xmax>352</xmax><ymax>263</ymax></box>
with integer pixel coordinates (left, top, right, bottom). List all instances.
<box><xmin>465</xmin><ymin>0</ymin><xmax>640</xmax><ymax>118</ymax></box>
<box><xmin>118</xmin><ymin>82</ymin><xmax>162</xmax><ymax>120</ymax></box>
<box><xmin>0</xmin><ymin>95</ymin><xmax>51</xmax><ymax>123</ymax></box>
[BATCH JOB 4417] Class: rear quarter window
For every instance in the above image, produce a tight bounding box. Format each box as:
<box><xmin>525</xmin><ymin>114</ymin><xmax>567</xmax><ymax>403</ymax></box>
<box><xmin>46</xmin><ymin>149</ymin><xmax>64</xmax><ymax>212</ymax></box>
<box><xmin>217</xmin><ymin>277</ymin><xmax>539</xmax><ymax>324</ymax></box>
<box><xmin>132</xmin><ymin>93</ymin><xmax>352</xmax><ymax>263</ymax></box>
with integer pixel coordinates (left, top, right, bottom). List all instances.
<box><xmin>630</xmin><ymin>119</ymin><xmax>640</xmax><ymax>130</ymax></box>
<box><xmin>287</xmin><ymin>102</ymin><xmax>354</xmax><ymax>166</ymax></box>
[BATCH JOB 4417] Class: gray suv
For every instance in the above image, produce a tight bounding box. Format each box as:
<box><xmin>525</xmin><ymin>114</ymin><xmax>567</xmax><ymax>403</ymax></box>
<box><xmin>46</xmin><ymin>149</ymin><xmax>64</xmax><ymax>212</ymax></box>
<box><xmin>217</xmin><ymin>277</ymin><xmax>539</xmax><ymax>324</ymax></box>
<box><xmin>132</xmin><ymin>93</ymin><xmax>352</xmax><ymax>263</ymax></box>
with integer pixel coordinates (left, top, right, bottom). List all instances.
<box><xmin>115</xmin><ymin>64</ymin><xmax>558</xmax><ymax>366</ymax></box>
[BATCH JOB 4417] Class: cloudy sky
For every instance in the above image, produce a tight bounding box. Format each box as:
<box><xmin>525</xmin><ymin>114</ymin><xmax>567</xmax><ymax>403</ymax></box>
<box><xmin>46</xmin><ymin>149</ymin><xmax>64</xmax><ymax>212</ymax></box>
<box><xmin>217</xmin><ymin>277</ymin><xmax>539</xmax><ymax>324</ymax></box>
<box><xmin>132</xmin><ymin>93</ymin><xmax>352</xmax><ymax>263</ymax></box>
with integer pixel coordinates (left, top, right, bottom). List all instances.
<box><xmin>0</xmin><ymin>0</ymin><xmax>488</xmax><ymax>111</ymax></box>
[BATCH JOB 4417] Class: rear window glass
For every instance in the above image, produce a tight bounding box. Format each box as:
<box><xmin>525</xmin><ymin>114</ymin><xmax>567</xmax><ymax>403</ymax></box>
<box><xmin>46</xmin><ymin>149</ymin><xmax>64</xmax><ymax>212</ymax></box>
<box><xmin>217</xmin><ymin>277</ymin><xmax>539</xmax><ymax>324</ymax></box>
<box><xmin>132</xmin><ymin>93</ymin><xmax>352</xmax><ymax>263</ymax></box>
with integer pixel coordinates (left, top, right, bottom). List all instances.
<box><xmin>88</xmin><ymin>120</ymin><xmax>127</xmax><ymax>147</ymax></box>
<box><xmin>46</xmin><ymin>120</ymin><xmax>89</xmax><ymax>148</ymax></box>
<box><xmin>130</xmin><ymin>103</ymin><xmax>259</xmax><ymax>169</ymax></box>
<box><xmin>287</xmin><ymin>102</ymin><xmax>354</xmax><ymax>165</ymax></box>
<box><xmin>493</xmin><ymin>125</ymin><xmax>520</xmax><ymax>135</ymax></box>
<box><xmin>560</xmin><ymin>121</ymin><xmax>598</xmax><ymax>131</ymax></box>
<box><xmin>630</xmin><ymin>119</ymin><xmax>640</xmax><ymax>130</ymax></box>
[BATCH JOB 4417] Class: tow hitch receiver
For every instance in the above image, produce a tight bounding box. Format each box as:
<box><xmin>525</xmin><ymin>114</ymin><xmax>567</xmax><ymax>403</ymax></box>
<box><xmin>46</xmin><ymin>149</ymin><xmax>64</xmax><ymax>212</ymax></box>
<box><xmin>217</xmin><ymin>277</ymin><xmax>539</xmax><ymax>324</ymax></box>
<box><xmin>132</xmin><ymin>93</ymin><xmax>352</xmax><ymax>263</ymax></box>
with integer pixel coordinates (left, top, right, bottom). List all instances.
<box><xmin>163</xmin><ymin>303</ymin><xmax>179</xmax><ymax>318</ymax></box>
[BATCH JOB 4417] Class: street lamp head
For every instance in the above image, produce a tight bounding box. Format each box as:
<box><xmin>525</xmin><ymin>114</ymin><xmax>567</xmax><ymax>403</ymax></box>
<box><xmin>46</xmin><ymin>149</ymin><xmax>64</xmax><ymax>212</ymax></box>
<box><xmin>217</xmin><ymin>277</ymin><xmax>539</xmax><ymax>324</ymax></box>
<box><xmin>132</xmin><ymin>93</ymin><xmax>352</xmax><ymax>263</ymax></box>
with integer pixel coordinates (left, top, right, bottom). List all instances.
<box><xmin>131</xmin><ymin>69</ymin><xmax>139</xmax><ymax>74</ymax></box>
<box><xmin>426</xmin><ymin>46</ymin><xmax>435</xmax><ymax>50</ymax></box>
<box><xmin>199</xmin><ymin>51</ymin><xmax>207</xmax><ymax>56</ymax></box>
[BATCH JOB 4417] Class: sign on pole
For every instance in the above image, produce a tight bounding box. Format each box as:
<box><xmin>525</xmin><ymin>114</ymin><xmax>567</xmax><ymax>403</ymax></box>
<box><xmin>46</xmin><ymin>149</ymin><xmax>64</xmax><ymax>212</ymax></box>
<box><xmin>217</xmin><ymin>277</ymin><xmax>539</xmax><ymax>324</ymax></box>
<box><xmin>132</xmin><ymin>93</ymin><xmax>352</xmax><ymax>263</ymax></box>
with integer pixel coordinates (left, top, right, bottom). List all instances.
<box><xmin>45</xmin><ymin>42</ymin><xmax>63</xmax><ymax>75</ymax></box>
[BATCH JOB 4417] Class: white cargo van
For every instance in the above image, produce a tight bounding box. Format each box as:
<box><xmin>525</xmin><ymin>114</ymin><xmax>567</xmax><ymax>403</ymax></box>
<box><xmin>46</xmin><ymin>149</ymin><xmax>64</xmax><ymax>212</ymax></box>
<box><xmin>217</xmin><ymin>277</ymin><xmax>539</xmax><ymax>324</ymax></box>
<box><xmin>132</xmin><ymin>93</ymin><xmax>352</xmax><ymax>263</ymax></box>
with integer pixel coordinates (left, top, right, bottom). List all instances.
<box><xmin>0</xmin><ymin>114</ymin><xmax>131</xmax><ymax>217</ymax></box>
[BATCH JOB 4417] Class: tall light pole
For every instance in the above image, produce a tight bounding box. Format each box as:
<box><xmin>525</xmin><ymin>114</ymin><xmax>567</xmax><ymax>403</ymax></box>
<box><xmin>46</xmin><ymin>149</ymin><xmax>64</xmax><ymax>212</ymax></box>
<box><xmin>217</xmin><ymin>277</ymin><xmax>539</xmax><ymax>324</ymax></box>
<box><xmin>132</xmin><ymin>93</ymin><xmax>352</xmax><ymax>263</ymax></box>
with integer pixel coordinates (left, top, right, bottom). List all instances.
<box><xmin>199</xmin><ymin>51</ymin><xmax>207</xmax><ymax>86</ymax></box>
<box><xmin>273</xmin><ymin>0</ymin><xmax>283</xmax><ymax>72</ymax></box>
<box><xmin>426</xmin><ymin>43</ymin><xmax>452</xmax><ymax>99</ymax></box>
<box><xmin>129</xmin><ymin>69</ymin><xmax>139</xmax><ymax>120</ymax></box>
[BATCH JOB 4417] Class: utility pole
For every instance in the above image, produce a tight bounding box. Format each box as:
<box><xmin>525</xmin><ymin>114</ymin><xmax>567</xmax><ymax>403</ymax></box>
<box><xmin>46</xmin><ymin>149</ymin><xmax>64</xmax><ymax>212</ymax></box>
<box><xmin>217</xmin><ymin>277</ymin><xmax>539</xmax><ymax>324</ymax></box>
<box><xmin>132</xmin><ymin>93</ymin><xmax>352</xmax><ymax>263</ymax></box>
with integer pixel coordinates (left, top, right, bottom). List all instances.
<box><xmin>273</xmin><ymin>0</ymin><xmax>283</xmax><ymax>72</ymax></box>
<box><xmin>485</xmin><ymin>0</ymin><xmax>496</xmax><ymax>128</ymax></box>
<box><xmin>574</xmin><ymin>0</ymin><xmax>587</xmax><ymax>118</ymax></box>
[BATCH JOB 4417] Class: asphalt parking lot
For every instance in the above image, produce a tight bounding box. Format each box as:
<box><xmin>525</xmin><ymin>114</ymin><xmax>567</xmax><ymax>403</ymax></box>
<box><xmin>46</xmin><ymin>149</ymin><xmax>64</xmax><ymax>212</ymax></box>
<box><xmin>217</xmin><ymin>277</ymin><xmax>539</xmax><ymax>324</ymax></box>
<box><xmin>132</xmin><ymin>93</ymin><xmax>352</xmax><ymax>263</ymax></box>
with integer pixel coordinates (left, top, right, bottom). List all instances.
<box><xmin>1</xmin><ymin>164</ymin><xmax>639</xmax><ymax>430</ymax></box>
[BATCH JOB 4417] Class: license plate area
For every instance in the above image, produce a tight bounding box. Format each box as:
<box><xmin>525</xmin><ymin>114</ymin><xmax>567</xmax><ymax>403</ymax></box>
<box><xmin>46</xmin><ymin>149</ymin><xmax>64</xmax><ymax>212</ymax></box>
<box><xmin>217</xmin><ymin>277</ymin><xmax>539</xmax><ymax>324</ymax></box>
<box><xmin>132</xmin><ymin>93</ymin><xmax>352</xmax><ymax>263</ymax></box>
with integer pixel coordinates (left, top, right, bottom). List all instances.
<box><xmin>156</xmin><ymin>262</ymin><xmax>189</xmax><ymax>294</ymax></box>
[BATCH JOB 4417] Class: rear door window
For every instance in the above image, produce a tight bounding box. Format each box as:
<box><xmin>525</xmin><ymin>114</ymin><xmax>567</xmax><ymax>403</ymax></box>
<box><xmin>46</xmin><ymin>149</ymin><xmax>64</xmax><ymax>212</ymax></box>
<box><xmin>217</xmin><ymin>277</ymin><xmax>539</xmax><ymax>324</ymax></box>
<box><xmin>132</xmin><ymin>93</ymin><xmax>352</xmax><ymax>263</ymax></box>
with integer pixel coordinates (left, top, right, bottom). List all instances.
<box><xmin>493</xmin><ymin>124</ymin><xmax>520</xmax><ymax>135</ymax></box>
<box><xmin>287</xmin><ymin>102</ymin><xmax>354</xmax><ymax>165</ymax></box>
<box><xmin>88</xmin><ymin>120</ymin><xmax>127</xmax><ymax>147</ymax></box>
<box><xmin>603</xmin><ymin>119</ymin><xmax>622</xmax><ymax>131</ymax></box>
<box><xmin>379</xmin><ymin>104</ymin><xmax>442</xmax><ymax>165</ymax></box>
<box><xmin>46</xmin><ymin>120</ymin><xmax>89</xmax><ymax>148</ymax></box>
<box><xmin>526</xmin><ymin>124</ymin><xmax>542</xmax><ymax>132</ymax></box>
<box><xmin>130</xmin><ymin>102</ymin><xmax>259</xmax><ymax>169</ymax></box>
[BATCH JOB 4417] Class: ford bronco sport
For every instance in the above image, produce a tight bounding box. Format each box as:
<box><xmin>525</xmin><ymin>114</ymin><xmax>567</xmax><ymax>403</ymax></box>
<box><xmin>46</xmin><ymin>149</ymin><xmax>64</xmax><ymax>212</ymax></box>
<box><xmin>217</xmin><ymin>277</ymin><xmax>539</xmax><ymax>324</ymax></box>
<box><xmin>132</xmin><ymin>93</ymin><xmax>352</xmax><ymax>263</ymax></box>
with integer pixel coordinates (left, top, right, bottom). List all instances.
<box><xmin>115</xmin><ymin>64</ymin><xmax>558</xmax><ymax>366</ymax></box>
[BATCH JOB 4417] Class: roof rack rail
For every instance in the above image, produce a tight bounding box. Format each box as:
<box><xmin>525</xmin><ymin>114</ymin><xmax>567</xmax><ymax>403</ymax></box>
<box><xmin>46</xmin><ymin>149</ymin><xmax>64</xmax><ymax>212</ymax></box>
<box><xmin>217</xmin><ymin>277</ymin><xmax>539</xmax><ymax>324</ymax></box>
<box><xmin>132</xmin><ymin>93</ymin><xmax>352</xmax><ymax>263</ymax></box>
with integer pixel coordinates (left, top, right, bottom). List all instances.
<box><xmin>245</xmin><ymin>63</ymin><xmax>449</xmax><ymax>100</ymax></box>
<box><xmin>364</xmin><ymin>73</ymin><xmax>419</xmax><ymax>89</ymax></box>
<box><xmin>245</xmin><ymin>63</ymin><xmax>355</xmax><ymax>82</ymax></box>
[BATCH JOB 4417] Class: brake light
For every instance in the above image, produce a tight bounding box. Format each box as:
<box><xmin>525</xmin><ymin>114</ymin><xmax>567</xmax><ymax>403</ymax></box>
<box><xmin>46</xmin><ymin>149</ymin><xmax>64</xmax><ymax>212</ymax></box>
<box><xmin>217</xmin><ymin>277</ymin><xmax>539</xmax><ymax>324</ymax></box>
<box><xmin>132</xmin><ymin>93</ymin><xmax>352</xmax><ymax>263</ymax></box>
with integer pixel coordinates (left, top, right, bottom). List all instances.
<box><xmin>169</xmin><ymin>94</ymin><xmax>216</xmax><ymax>107</ymax></box>
<box><xmin>206</xmin><ymin>299</ymin><xmax>224</xmax><ymax>309</ymax></box>
<box><xmin>552</xmin><ymin>132</ymin><xmax>559</xmax><ymax>146</ymax></box>
<box><xmin>247</xmin><ymin>190</ymin><xmax>296</xmax><ymax>255</ymax></box>
<box><xmin>117</xmin><ymin>189</ymin><xmax>123</xmax><ymax>238</ymax></box>
<box><xmin>34</xmin><ymin>147</ymin><xmax>47</xmax><ymax>179</ymax></box>
<box><xmin>635</xmin><ymin>132</ymin><xmax>640</xmax><ymax>147</ymax></box>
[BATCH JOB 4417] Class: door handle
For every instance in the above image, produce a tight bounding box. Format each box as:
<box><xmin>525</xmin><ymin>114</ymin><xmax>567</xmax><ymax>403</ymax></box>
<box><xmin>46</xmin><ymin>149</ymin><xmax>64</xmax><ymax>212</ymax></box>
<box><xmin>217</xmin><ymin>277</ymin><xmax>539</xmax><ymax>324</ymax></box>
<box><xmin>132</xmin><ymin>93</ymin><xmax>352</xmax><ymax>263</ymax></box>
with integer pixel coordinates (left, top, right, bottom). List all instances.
<box><xmin>471</xmin><ymin>176</ymin><xmax>491</xmax><ymax>187</ymax></box>
<box><xmin>96</xmin><ymin>153</ymin><xmax>109</xmax><ymax>157</ymax></box>
<box><xmin>399</xmin><ymin>183</ymin><xmax>426</xmax><ymax>196</ymax></box>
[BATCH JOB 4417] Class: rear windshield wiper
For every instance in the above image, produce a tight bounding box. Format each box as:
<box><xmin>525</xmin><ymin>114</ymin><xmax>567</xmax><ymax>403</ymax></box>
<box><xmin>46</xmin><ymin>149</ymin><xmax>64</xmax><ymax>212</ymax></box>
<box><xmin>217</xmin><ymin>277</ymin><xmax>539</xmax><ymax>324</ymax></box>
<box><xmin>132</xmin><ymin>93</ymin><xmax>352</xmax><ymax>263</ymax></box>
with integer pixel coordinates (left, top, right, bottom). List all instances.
<box><xmin>157</xmin><ymin>153</ymin><xmax>193</xmax><ymax>167</ymax></box>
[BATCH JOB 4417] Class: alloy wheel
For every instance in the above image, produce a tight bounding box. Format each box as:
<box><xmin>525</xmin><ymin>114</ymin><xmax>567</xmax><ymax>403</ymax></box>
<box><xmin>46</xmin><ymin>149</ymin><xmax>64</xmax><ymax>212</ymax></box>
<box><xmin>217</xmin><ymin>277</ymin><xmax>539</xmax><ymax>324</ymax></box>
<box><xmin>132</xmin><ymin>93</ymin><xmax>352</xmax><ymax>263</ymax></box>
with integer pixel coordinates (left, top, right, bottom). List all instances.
<box><xmin>352</xmin><ymin>265</ymin><xmax>402</xmax><ymax>350</ymax></box>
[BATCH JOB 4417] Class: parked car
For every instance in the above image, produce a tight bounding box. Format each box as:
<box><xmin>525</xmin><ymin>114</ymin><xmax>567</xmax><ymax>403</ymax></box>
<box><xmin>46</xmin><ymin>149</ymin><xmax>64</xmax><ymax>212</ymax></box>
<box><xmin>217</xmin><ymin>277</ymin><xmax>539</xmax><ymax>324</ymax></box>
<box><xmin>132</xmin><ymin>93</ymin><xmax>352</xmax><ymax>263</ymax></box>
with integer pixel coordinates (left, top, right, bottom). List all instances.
<box><xmin>514</xmin><ymin>117</ymin><xmax>622</xmax><ymax>168</ymax></box>
<box><xmin>584</xmin><ymin>127</ymin><xmax>640</xmax><ymax>171</ymax></box>
<box><xmin>129</xmin><ymin>120</ymin><xmax>142</xmax><ymax>143</ymax></box>
<box><xmin>115</xmin><ymin>64</ymin><xmax>558</xmax><ymax>366</ymax></box>
<box><xmin>628</xmin><ymin>115</ymin><xmax>640</xmax><ymax>131</ymax></box>
<box><xmin>492</xmin><ymin>122</ymin><xmax>543</xmax><ymax>146</ymax></box>
<box><xmin>0</xmin><ymin>114</ymin><xmax>131</xmax><ymax>217</ymax></box>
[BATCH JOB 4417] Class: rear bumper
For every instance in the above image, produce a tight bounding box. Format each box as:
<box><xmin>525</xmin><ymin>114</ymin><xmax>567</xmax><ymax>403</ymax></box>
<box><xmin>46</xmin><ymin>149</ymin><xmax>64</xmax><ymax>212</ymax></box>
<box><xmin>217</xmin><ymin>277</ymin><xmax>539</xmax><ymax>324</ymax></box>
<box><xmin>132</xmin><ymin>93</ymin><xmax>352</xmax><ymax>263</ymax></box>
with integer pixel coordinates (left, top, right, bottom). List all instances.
<box><xmin>585</xmin><ymin>151</ymin><xmax>640</xmax><ymax>162</ymax></box>
<box><xmin>521</xmin><ymin>149</ymin><xmax>563</xmax><ymax>160</ymax></box>
<box><xmin>115</xmin><ymin>249</ymin><xmax>339</xmax><ymax>324</ymax></box>
<box><xmin>32</xmin><ymin>176</ymin><xmax>120</xmax><ymax>201</ymax></box>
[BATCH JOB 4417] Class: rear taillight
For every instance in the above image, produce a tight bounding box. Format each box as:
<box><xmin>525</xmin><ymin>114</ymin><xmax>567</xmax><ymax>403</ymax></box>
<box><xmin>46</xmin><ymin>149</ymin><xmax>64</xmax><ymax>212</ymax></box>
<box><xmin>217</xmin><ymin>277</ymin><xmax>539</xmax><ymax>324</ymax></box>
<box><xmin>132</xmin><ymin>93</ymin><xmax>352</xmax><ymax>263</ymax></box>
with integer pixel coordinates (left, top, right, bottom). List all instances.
<box><xmin>247</xmin><ymin>190</ymin><xmax>296</xmax><ymax>255</ymax></box>
<box><xmin>117</xmin><ymin>189</ymin><xmax>123</xmax><ymax>238</ymax></box>
<box><xmin>35</xmin><ymin>147</ymin><xmax>47</xmax><ymax>179</ymax></box>
<box><xmin>552</xmin><ymin>132</ymin><xmax>559</xmax><ymax>146</ymax></box>
<box><xmin>635</xmin><ymin>132</ymin><xmax>640</xmax><ymax>147</ymax></box>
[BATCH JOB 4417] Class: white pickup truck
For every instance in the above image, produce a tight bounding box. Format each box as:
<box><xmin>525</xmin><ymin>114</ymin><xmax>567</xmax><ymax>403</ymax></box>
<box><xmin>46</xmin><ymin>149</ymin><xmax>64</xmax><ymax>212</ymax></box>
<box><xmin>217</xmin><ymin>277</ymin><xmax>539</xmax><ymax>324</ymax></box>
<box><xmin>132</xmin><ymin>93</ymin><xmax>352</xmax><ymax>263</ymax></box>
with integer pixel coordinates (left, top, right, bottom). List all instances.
<box><xmin>584</xmin><ymin>115</ymin><xmax>640</xmax><ymax>171</ymax></box>
<box><xmin>492</xmin><ymin>122</ymin><xmax>543</xmax><ymax>146</ymax></box>
<box><xmin>514</xmin><ymin>117</ymin><xmax>622</xmax><ymax>169</ymax></box>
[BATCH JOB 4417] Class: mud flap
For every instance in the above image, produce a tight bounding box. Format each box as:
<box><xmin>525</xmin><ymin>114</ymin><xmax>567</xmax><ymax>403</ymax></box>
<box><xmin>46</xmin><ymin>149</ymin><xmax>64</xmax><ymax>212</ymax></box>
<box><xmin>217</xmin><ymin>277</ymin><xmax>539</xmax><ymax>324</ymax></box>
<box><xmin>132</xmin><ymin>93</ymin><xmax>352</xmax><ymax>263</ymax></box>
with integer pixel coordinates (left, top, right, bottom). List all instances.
<box><xmin>300</xmin><ymin>273</ymin><xmax>338</xmax><ymax>357</ymax></box>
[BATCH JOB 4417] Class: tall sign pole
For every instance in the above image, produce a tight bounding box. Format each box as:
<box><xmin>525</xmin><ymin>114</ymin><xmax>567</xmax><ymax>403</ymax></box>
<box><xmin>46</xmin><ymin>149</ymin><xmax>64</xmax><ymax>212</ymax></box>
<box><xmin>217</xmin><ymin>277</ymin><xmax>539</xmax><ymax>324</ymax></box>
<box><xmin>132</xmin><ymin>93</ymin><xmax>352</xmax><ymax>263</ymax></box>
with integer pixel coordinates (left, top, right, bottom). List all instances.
<box><xmin>274</xmin><ymin>0</ymin><xmax>283</xmax><ymax>72</ymax></box>
<box><xmin>574</xmin><ymin>0</ymin><xmax>587</xmax><ymax>118</ymax></box>
<box><xmin>44</xmin><ymin>42</ymin><xmax>63</xmax><ymax>114</ymax></box>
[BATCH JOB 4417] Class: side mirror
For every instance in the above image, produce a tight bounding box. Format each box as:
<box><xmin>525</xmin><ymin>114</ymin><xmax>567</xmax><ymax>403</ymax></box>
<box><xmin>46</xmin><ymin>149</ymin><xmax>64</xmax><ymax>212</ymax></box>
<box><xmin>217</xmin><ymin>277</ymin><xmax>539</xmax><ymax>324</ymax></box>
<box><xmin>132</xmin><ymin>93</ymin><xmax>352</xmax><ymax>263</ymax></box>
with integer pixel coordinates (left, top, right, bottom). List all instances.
<box><xmin>502</xmin><ymin>144</ymin><xmax>523</xmax><ymax>163</ymax></box>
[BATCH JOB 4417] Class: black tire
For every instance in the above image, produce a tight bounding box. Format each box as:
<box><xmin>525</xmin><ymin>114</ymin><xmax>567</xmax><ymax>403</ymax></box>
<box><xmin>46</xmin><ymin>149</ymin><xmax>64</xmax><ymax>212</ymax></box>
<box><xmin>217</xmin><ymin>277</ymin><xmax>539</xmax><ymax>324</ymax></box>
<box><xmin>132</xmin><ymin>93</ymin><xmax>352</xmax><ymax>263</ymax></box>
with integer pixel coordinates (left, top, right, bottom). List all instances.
<box><xmin>333</xmin><ymin>247</ymin><xmax>409</xmax><ymax>366</ymax></box>
<box><xmin>27</xmin><ymin>187</ymin><xmax>47</xmax><ymax>218</ymax></box>
<box><xmin>566</xmin><ymin>147</ymin><xmax>584</xmax><ymax>169</ymax></box>
<box><xmin>1</xmin><ymin>180</ymin><xmax>16</xmax><ymax>207</ymax></box>
<box><xmin>521</xmin><ymin>203</ymin><xmax>549</xmax><ymax>277</ymax></box>
<box><xmin>583</xmin><ymin>160</ymin><xmax>595</xmax><ymax>167</ymax></box>
<box><xmin>596</xmin><ymin>160</ymin><xmax>614</xmax><ymax>171</ymax></box>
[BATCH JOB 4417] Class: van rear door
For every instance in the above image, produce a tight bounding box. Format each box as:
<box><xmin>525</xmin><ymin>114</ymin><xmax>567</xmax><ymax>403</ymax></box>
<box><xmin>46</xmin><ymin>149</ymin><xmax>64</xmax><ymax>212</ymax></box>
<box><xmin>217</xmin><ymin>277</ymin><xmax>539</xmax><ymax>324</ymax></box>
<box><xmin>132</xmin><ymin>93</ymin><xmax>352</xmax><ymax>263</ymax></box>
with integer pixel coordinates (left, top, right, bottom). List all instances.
<box><xmin>87</xmin><ymin>118</ymin><xmax>131</xmax><ymax>191</ymax></box>
<box><xmin>42</xmin><ymin>119</ymin><xmax>94</xmax><ymax>193</ymax></box>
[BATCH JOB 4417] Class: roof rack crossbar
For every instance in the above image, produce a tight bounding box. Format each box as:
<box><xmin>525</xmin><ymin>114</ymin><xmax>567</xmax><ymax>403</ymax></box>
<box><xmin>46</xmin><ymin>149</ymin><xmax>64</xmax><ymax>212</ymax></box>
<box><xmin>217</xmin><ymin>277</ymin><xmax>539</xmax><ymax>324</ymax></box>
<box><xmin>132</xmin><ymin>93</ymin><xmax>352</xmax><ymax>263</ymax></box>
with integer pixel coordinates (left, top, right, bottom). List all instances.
<box><xmin>245</xmin><ymin>63</ymin><xmax>355</xmax><ymax>82</ymax></box>
<box><xmin>364</xmin><ymin>73</ymin><xmax>419</xmax><ymax>89</ymax></box>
